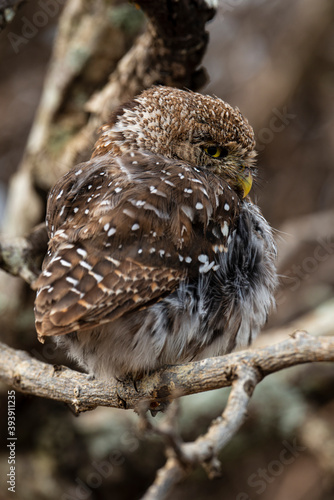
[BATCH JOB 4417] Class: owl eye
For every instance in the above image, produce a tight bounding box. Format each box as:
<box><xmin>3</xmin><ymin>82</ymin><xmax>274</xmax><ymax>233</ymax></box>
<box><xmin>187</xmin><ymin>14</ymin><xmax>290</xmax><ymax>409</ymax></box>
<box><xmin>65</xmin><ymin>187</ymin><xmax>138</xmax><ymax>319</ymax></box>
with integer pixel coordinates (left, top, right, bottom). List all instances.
<box><xmin>203</xmin><ymin>146</ymin><xmax>228</xmax><ymax>159</ymax></box>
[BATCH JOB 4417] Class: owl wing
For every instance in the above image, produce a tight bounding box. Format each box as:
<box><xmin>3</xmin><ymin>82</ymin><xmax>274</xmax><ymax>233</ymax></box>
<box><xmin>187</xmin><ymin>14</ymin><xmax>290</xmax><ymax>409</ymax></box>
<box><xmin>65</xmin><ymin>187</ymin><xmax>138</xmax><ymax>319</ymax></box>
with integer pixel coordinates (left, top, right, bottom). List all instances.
<box><xmin>34</xmin><ymin>152</ymin><xmax>239</xmax><ymax>340</ymax></box>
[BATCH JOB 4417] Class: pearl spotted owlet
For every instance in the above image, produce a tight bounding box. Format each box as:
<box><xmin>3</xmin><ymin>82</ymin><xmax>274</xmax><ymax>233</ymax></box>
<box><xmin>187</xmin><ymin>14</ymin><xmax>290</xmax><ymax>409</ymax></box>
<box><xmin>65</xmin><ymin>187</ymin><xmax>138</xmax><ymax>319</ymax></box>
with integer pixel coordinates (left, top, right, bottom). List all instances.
<box><xmin>34</xmin><ymin>86</ymin><xmax>277</xmax><ymax>380</ymax></box>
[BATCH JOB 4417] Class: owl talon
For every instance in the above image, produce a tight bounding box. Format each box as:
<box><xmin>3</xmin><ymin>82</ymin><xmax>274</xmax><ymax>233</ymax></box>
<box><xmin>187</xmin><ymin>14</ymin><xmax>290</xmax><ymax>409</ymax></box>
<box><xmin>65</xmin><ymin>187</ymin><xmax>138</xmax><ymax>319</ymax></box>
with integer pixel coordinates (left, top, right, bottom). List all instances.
<box><xmin>115</xmin><ymin>374</ymin><xmax>141</xmax><ymax>392</ymax></box>
<box><xmin>133</xmin><ymin>378</ymin><xmax>139</xmax><ymax>392</ymax></box>
<box><xmin>149</xmin><ymin>400</ymin><xmax>170</xmax><ymax>416</ymax></box>
<box><xmin>117</xmin><ymin>394</ymin><xmax>127</xmax><ymax>410</ymax></box>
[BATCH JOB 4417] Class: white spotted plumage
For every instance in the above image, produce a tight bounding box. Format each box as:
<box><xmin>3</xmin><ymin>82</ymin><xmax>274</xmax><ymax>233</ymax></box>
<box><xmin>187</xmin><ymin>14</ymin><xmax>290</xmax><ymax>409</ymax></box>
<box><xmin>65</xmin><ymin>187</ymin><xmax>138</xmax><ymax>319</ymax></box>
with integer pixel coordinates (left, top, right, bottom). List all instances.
<box><xmin>34</xmin><ymin>86</ymin><xmax>277</xmax><ymax>380</ymax></box>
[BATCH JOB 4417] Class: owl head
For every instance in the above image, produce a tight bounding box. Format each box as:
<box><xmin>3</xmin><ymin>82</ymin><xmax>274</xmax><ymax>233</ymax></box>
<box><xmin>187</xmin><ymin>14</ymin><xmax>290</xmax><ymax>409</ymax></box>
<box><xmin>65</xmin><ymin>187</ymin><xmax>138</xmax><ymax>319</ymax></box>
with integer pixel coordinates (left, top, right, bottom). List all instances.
<box><xmin>93</xmin><ymin>86</ymin><xmax>256</xmax><ymax>198</ymax></box>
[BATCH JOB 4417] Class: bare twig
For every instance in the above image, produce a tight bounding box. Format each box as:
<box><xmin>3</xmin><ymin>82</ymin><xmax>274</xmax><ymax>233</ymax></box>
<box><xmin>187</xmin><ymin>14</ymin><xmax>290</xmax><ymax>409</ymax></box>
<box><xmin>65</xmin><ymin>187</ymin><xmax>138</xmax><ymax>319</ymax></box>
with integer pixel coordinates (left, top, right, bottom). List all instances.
<box><xmin>183</xmin><ymin>365</ymin><xmax>260</xmax><ymax>470</ymax></box>
<box><xmin>139</xmin><ymin>401</ymin><xmax>185</xmax><ymax>463</ymax></box>
<box><xmin>140</xmin><ymin>456</ymin><xmax>188</xmax><ymax>500</ymax></box>
<box><xmin>140</xmin><ymin>365</ymin><xmax>263</xmax><ymax>499</ymax></box>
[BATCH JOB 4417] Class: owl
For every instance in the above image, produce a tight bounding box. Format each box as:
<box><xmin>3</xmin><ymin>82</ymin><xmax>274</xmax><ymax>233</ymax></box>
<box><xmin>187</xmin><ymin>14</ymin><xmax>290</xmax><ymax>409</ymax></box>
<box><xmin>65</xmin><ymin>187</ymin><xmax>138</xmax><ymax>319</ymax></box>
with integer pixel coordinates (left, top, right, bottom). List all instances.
<box><xmin>34</xmin><ymin>86</ymin><xmax>277</xmax><ymax>381</ymax></box>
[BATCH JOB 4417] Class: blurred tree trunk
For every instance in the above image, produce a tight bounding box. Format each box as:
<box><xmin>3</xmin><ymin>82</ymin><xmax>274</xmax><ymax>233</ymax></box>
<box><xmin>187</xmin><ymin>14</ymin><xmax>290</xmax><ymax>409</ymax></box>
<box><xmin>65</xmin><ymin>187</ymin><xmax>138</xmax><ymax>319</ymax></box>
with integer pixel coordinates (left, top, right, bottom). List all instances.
<box><xmin>0</xmin><ymin>0</ymin><xmax>215</xmax><ymax>320</ymax></box>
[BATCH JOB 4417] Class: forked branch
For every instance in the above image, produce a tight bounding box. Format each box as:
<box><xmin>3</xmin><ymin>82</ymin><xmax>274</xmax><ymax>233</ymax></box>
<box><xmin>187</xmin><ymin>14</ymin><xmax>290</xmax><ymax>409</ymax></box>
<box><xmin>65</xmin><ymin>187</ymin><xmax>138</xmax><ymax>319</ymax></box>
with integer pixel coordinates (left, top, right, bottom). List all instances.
<box><xmin>1</xmin><ymin>330</ymin><xmax>333</xmax><ymax>499</ymax></box>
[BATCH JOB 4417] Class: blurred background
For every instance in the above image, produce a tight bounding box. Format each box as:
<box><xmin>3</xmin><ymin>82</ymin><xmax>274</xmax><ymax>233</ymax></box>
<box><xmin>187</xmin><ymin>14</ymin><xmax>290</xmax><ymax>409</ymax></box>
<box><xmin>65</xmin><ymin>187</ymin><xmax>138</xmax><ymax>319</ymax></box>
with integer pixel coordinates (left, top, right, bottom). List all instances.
<box><xmin>0</xmin><ymin>0</ymin><xmax>334</xmax><ymax>498</ymax></box>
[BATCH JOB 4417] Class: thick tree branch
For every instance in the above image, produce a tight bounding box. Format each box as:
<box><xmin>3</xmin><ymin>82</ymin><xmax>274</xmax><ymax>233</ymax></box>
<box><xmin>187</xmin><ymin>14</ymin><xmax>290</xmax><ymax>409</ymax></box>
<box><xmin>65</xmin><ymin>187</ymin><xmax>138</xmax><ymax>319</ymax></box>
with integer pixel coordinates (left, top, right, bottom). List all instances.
<box><xmin>1</xmin><ymin>331</ymin><xmax>334</xmax><ymax>414</ymax></box>
<box><xmin>1</xmin><ymin>330</ymin><xmax>333</xmax><ymax>498</ymax></box>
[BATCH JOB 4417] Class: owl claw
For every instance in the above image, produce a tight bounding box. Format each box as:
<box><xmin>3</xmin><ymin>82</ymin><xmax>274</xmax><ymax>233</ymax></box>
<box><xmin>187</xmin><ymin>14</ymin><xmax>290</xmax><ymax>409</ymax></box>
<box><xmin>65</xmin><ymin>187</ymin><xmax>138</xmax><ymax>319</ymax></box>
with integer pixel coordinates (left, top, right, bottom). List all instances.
<box><xmin>115</xmin><ymin>374</ymin><xmax>140</xmax><ymax>392</ymax></box>
<box><xmin>149</xmin><ymin>400</ymin><xmax>170</xmax><ymax>416</ymax></box>
<box><xmin>133</xmin><ymin>378</ymin><xmax>139</xmax><ymax>392</ymax></box>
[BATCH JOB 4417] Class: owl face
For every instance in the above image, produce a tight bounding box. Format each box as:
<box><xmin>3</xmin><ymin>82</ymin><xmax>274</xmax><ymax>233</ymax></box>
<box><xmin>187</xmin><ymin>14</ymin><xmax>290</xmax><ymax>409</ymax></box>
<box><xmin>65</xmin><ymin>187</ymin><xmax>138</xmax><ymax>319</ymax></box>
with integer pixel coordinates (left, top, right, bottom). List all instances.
<box><xmin>94</xmin><ymin>86</ymin><xmax>256</xmax><ymax>198</ymax></box>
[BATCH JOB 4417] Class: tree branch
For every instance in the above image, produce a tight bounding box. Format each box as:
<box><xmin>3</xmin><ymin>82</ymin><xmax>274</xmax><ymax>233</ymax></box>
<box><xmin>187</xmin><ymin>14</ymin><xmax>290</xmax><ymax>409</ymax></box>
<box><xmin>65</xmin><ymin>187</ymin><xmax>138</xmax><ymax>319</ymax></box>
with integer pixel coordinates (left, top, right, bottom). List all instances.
<box><xmin>1</xmin><ymin>331</ymin><xmax>334</xmax><ymax>414</ymax></box>
<box><xmin>1</xmin><ymin>328</ymin><xmax>334</xmax><ymax>498</ymax></box>
<box><xmin>140</xmin><ymin>365</ymin><xmax>260</xmax><ymax>500</ymax></box>
<box><xmin>139</xmin><ymin>329</ymin><xmax>334</xmax><ymax>498</ymax></box>
<box><xmin>181</xmin><ymin>364</ymin><xmax>260</xmax><ymax>470</ymax></box>
<box><xmin>0</xmin><ymin>223</ymin><xmax>48</xmax><ymax>284</ymax></box>
<box><xmin>140</xmin><ymin>456</ymin><xmax>188</xmax><ymax>500</ymax></box>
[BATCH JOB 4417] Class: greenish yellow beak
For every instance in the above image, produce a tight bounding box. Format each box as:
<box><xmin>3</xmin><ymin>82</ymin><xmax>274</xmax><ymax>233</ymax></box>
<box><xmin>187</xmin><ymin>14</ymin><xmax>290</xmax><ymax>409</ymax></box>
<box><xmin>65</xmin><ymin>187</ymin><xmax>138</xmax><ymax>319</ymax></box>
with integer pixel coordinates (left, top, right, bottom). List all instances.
<box><xmin>237</xmin><ymin>169</ymin><xmax>253</xmax><ymax>198</ymax></box>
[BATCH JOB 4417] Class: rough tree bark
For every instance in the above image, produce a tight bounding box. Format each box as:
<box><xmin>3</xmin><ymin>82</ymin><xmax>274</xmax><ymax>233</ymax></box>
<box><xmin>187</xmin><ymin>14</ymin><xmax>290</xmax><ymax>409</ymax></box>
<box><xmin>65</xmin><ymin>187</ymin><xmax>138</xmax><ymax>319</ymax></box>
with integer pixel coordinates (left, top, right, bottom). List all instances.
<box><xmin>1</xmin><ymin>331</ymin><xmax>334</xmax><ymax>413</ymax></box>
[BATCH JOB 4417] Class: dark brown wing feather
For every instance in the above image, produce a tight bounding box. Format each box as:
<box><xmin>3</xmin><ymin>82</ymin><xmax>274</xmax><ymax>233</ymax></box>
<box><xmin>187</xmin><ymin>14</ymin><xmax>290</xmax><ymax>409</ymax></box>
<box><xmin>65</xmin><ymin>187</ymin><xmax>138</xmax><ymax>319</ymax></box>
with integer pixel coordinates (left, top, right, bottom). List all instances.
<box><xmin>34</xmin><ymin>152</ymin><xmax>239</xmax><ymax>339</ymax></box>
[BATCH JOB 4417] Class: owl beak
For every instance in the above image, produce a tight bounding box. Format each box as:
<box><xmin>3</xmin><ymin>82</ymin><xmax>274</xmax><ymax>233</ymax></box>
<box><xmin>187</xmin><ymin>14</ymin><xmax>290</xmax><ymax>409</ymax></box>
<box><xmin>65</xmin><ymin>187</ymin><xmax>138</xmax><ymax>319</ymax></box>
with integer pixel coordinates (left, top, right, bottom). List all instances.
<box><xmin>238</xmin><ymin>168</ymin><xmax>253</xmax><ymax>198</ymax></box>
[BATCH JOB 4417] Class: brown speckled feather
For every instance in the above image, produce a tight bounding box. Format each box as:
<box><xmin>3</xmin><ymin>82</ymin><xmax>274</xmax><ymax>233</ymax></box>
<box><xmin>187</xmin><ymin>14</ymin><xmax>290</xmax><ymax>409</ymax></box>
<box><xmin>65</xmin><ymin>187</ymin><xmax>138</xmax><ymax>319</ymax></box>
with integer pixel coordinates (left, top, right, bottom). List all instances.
<box><xmin>34</xmin><ymin>152</ymin><xmax>239</xmax><ymax>339</ymax></box>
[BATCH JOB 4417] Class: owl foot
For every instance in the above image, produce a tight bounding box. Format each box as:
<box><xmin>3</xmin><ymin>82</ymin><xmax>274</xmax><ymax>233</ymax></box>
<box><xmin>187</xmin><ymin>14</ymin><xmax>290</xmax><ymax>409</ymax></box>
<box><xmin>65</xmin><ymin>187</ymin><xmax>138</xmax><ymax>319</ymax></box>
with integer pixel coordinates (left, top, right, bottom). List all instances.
<box><xmin>115</xmin><ymin>374</ymin><xmax>141</xmax><ymax>392</ymax></box>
